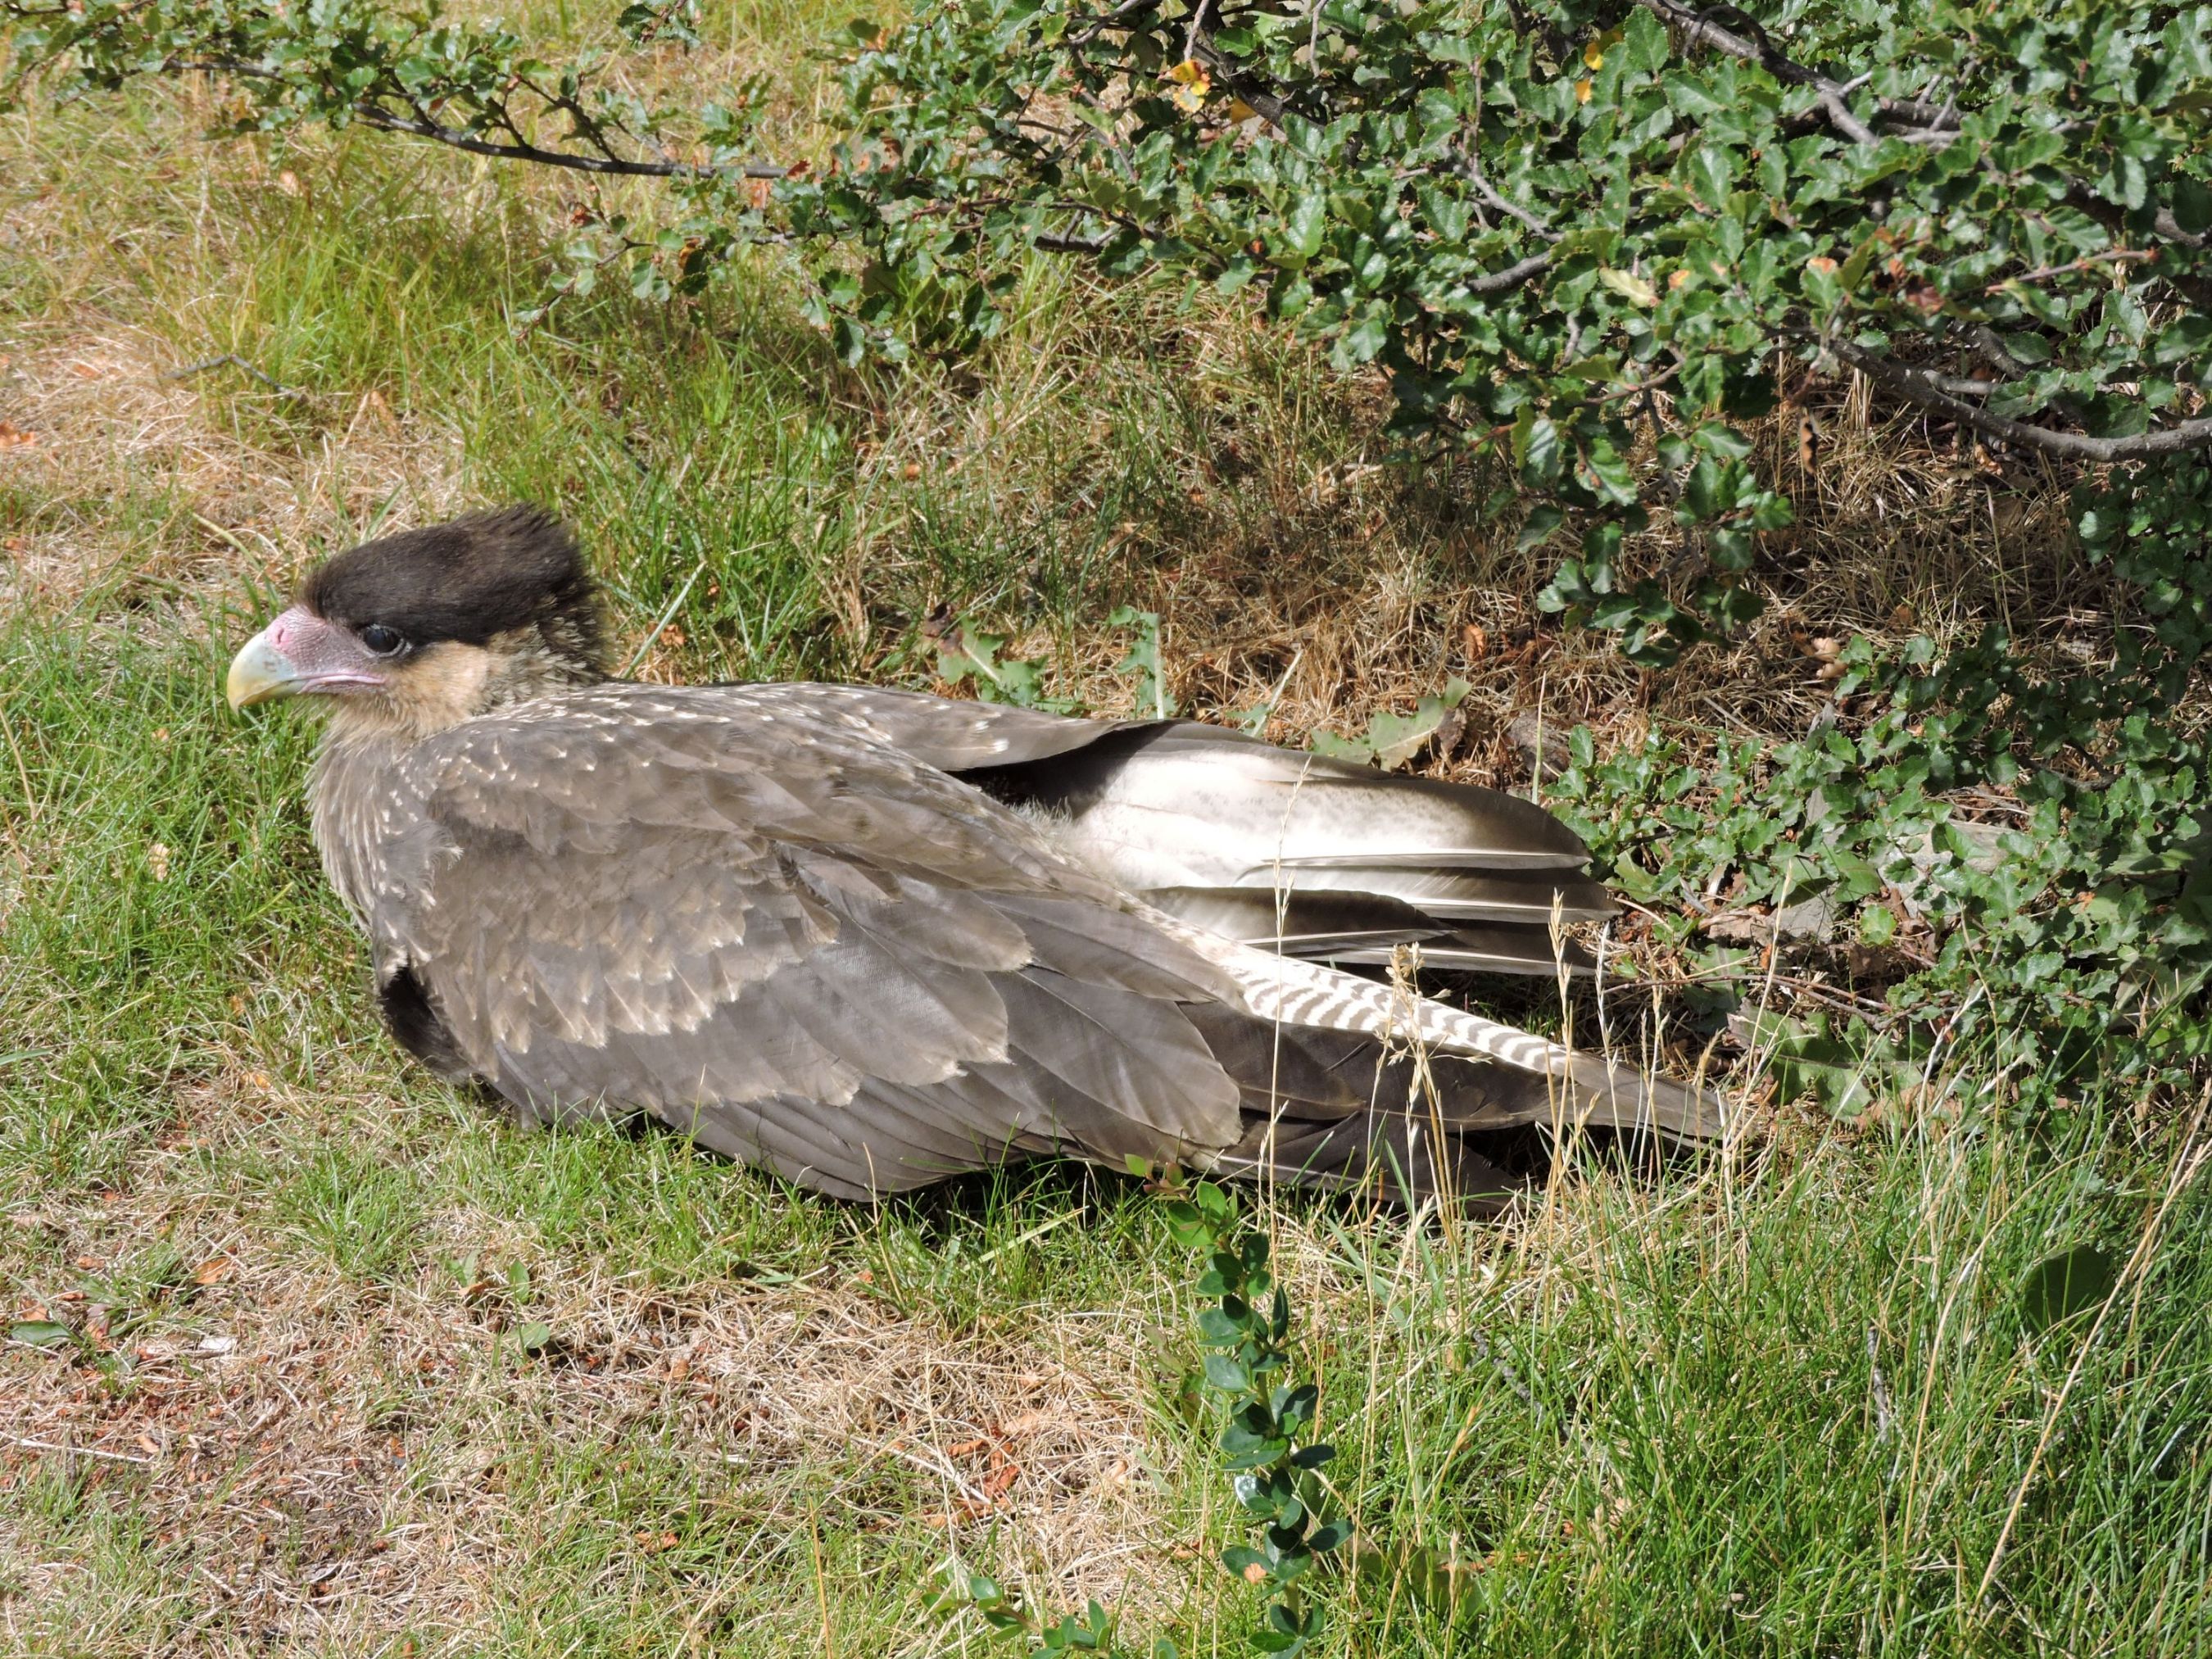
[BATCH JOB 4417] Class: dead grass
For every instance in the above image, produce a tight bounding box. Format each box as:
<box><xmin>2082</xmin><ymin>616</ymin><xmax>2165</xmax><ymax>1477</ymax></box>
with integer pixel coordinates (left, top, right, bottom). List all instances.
<box><xmin>2</xmin><ymin>1092</ymin><xmax>1182</xmax><ymax>1652</ymax></box>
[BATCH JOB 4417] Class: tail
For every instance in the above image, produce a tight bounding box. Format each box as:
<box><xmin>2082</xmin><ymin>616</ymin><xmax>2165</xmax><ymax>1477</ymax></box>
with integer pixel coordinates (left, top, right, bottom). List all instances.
<box><xmin>1147</xmin><ymin>906</ymin><xmax>1726</xmax><ymax>1143</ymax></box>
<box><xmin>942</xmin><ymin>709</ymin><xmax>1725</xmax><ymax>1186</ymax></box>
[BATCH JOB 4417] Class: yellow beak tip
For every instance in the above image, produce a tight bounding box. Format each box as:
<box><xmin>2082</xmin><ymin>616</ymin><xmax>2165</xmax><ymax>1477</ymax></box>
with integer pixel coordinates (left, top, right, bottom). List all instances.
<box><xmin>225</xmin><ymin>633</ymin><xmax>299</xmax><ymax>712</ymax></box>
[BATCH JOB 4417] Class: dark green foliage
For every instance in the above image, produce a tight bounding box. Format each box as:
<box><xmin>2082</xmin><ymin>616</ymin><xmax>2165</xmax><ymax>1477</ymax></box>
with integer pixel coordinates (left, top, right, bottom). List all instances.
<box><xmin>1551</xmin><ymin>457</ymin><xmax>2212</xmax><ymax>1113</ymax></box>
<box><xmin>9</xmin><ymin>0</ymin><xmax>2205</xmax><ymax>655</ymax></box>
<box><xmin>7</xmin><ymin>0</ymin><xmax>2208</xmax><ymax>1099</ymax></box>
<box><xmin>934</xmin><ymin>1178</ymin><xmax>1346</xmax><ymax>1657</ymax></box>
<box><xmin>1161</xmin><ymin>1180</ymin><xmax>1347</xmax><ymax>1657</ymax></box>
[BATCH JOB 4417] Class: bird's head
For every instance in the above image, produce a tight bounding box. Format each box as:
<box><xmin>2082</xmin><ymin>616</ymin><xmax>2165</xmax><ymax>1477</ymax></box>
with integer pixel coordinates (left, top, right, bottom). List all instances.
<box><xmin>226</xmin><ymin>506</ymin><xmax>607</xmax><ymax>738</ymax></box>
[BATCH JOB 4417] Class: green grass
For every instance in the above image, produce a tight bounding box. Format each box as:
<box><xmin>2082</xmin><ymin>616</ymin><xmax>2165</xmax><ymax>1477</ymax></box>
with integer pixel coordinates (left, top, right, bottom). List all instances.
<box><xmin>2</xmin><ymin>14</ymin><xmax>2208</xmax><ymax>1657</ymax></box>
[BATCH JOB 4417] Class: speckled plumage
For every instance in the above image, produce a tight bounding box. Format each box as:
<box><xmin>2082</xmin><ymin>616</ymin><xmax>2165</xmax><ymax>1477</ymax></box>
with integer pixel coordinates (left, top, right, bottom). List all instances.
<box><xmin>255</xmin><ymin>510</ymin><xmax>1723</xmax><ymax>1203</ymax></box>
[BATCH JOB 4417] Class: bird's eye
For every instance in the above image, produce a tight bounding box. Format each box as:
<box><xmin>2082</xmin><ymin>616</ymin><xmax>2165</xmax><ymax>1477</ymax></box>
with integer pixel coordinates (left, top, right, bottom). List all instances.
<box><xmin>359</xmin><ymin>624</ymin><xmax>405</xmax><ymax>655</ymax></box>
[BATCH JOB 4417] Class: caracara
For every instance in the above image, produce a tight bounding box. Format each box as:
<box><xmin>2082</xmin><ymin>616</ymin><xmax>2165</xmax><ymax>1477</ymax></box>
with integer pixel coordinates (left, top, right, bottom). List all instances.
<box><xmin>227</xmin><ymin>507</ymin><xmax>1720</xmax><ymax>1202</ymax></box>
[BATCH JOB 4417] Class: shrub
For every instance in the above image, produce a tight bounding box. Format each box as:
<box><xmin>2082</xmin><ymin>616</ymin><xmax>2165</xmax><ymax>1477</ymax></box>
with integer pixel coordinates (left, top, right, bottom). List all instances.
<box><xmin>7</xmin><ymin>0</ymin><xmax>2210</xmax><ymax>1104</ymax></box>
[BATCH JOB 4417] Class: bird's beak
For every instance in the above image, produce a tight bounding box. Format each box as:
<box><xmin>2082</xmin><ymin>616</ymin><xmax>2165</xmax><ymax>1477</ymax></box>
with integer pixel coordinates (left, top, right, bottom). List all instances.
<box><xmin>226</xmin><ymin>627</ymin><xmax>304</xmax><ymax>710</ymax></box>
<box><xmin>226</xmin><ymin>605</ymin><xmax>388</xmax><ymax>710</ymax></box>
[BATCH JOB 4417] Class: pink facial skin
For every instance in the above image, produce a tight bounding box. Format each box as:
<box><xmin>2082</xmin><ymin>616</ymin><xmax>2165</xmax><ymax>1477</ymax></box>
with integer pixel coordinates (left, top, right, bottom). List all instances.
<box><xmin>226</xmin><ymin>605</ymin><xmax>392</xmax><ymax>709</ymax></box>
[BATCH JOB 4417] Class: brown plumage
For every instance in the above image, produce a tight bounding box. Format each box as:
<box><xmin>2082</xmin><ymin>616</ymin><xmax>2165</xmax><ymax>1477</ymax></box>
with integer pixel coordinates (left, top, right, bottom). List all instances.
<box><xmin>227</xmin><ymin>507</ymin><xmax>1723</xmax><ymax>1203</ymax></box>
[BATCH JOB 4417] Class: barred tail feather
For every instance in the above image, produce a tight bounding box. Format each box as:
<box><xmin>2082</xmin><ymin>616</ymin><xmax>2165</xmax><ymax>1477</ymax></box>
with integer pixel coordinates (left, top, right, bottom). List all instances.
<box><xmin>1146</xmin><ymin>908</ymin><xmax>1725</xmax><ymax>1140</ymax></box>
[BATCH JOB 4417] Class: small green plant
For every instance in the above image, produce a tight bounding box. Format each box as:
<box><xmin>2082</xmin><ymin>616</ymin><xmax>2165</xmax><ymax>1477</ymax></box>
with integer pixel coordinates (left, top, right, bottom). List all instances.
<box><xmin>936</xmin><ymin>1178</ymin><xmax>1349</xmax><ymax>1657</ymax></box>
<box><xmin>936</xmin><ymin>1577</ymin><xmax>1131</xmax><ymax>1653</ymax></box>
<box><xmin>931</xmin><ymin>605</ymin><xmax>1176</xmax><ymax>717</ymax></box>
<box><xmin>1163</xmin><ymin>1179</ymin><xmax>1350</xmax><ymax>1657</ymax></box>
<box><xmin>1312</xmin><ymin>679</ymin><xmax>1471</xmax><ymax>772</ymax></box>
<box><xmin>1108</xmin><ymin>605</ymin><xmax>1177</xmax><ymax>721</ymax></box>
<box><xmin>931</xmin><ymin>615</ymin><xmax>1079</xmax><ymax>712</ymax></box>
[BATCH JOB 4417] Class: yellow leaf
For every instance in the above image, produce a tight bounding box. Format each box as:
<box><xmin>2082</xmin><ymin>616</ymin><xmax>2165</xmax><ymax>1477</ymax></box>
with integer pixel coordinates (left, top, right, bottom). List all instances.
<box><xmin>1599</xmin><ymin>267</ymin><xmax>1658</xmax><ymax>306</ymax></box>
<box><xmin>1583</xmin><ymin>39</ymin><xmax>1605</xmax><ymax>70</ymax></box>
<box><xmin>1226</xmin><ymin>97</ymin><xmax>1259</xmax><ymax>122</ymax></box>
<box><xmin>1166</xmin><ymin>57</ymin><xmax>1210</xmax><ymax>113</ymax></box>
<box><xmin>1575</xmin><ymin>76</ymin><xmax>1594</xmax><ymax>104</ymax></box>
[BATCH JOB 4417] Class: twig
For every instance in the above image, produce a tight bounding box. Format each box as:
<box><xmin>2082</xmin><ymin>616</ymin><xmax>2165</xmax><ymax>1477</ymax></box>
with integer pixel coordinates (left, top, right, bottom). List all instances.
<box><xmin>1824</xmin><ymin>338</ymin><xmax>2212</xmax><ymax>462</ymax></box>
<box><xmin>1185</xmin><ymin>32</ymin><xmax>1304</xmax><ymax>129</ymax></box>
<box><xmin>1632</xmin><ymin>0</ymin><xmax>1898</xmax><ymax>146</ymax></box>
<box><xmin>1452</xmin><ymin>152</ymin><xmax>1561</xmax><ymax>243</ymax></box>
<box><xmin>11</xmin><ymin>1436</ymin><xmax>152</xmax><ymax>1466</ymax></box>
<box><xmin>1466</xmin><ymin>251</ymin><xmax>1554</xmax><ymax>296</ymax></box>
<box><xmin>1994</xmin><ymin>248</ymin><xmax>2158</xmax><ymax>291</ymax></box>
<box><xmin>1033</xmin><ymin>230</ymin><xmax>1113</xmax><ymax>254</ymax></box>
<box><xmin>1182</xmin><ymin>0</ymin><xmax>1213</xmax><ymax>68</ymax></box>
<box><xmin>171</xmin><ymin>58</ymin><xmax>786</xmax><ymax>180</ymax></box>
<box><xmin>1067</xmin><ymin>0</ymin><xmax>1168</xmax><ymax>46</ymax></box>
<box><xmin>349</xmin><ymin>103</ymin><xmax>786</xmax><ymax>180</ymax></box>
<box><xmin>165</xmin><ymin>354</ymin><xmax>303</xmax><ymax>397</ymax></box>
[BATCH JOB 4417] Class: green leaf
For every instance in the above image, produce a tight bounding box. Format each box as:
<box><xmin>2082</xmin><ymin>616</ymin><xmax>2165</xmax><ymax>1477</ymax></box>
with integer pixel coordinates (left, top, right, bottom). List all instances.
<box><xmin>2173</xmin><ymin>177</ymin><xmax>2212</xmax><ymax>238</ymax></box>
<box><xmin>1598</xmin><ymin>267</ymin><xmax>1658</xmax><ymax>307</ymax></box>
<box><xmin>513</xmin><ymin>1321</ymin><xmax>554</xmax><ymax>1353</ymax></box>
<box><xmin>2019</xmin><ymin>1245</ymin><xmax>2119</xmax><ymax>1333</ymax></box>
<box><xmin>1203</xmin><ymin>1353</ymin><xmax>1252</xmax><ymax>1392</ymax></box>
<box><xmin>1108</xmin><ymin>605</ymin><xmax>1176</xmax><ymax>718</ymax></box>
<box><xmin>10</xmin><ymin>1321</ymin><xmax>73</xmax><ymax>1349</ymax></box>
<box><xmin>1356</xmin><ymin>679</ymin><xmax>1471</xmax><ymax>772</ymax></box>
<box><xmin>1687</xmin><ymin>144</ymin><xmax>1739</xmax><ymax>208</ymax></box>
<box><xmin>1221</xmin><ymin>1544</ymin><xmax>1270</xmax><ymax>1579</ymax></box>
<box><xmin>1514</xmin><ymin>412</ymin><xmax>1562</xmax><ymax>487</ymax></box>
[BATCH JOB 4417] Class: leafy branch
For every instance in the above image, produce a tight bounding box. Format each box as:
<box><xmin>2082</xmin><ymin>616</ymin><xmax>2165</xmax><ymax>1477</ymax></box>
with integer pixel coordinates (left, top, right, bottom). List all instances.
<box><xmin>1162</xmin><ymin>1180</ymin><xmax>1350</xmax><ymax>1657</ymax></box>
<box><xmin>931</xmin><ymin>1179</ymin><xmax>1350</xmax><ymax>1657</ymax></box>
<box><xmin>11</xmin><ymin>0</ymin><xmax>2206</xmax><ymax>661</ymax></box>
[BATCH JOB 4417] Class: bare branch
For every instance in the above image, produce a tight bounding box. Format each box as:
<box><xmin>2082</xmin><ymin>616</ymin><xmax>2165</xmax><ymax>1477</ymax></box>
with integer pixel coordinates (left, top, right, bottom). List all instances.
<box><xmin>1826</xmin><ymin>338</ymin><xmax>2212</xmax><ymax>462</ymax></box>
<box><xmin>1033</xmin><ymin>231</ymin><xmax>1113</xmax><ymax>254</ymax></box>
<box><xmin>1633</xmin><ymin>0</ymin><xmax>1884</xmax><ymax>145</ymax></box>
<box><xmin>1186</xmin><ymin>31</ymin><xmax>1307</xmax><ymax>128</ymax></box>
<box><xmin>1996</xmin><ymin>248</ymin><xmax>2158</xmax><ymax>291</ymax></box>
<box><xmin>1466</xmin><ymin>251</ymin><xmax>1555</xmax><ymax>296</ymax></box>
<box><xmin>1453</xmin><ymin>152</ymin><xmax>1561</xmax><ymax>243</ymax></box>
<box><xmin>174</xmin><ymin>58</ymin><xmax>786</xmax><ymax>179</ymax></box>
<box><xmin>165</xmin><ymin>353</ymin><xmax>305</xmax><ymax>397</ymax></box>
<box><xmin>1067</xmin><ymin>0</ymin><xmax>1168</xmax><ymax>46</ymax></box>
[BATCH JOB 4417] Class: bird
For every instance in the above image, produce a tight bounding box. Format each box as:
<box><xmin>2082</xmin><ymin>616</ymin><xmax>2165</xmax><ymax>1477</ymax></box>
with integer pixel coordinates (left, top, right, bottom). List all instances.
<box><xmin>226</xmin><ymin>505</ymin><xmax>1721</xmax><ymax>1203</ymax></box>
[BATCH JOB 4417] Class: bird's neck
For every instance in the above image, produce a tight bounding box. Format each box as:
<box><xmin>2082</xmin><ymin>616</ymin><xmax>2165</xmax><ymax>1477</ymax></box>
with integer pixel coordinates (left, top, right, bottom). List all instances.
<box><xmin>307</xmin><ymin>636</ymin><xmax>603</xmax><ymax>930</ymax></box>
<box><xmin>308</xmin><ymin>725</ymin><xmax>410</xmax><ymax>935</ymax></box>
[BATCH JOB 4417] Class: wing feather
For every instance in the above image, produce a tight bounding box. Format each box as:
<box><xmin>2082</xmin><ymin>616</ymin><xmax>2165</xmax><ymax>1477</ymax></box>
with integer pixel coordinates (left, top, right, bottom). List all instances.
<box><xmin>369</xmin><ymin>682</ymin><xmax>1248</xmax><ymax>1194</ymax></box>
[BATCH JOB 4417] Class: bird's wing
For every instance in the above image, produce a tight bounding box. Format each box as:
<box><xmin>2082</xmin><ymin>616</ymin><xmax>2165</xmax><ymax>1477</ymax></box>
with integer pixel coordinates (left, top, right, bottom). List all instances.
<box><xmin>1138</xmin><ymin>886</ymin><xmax>1598</xmax><ymax>977</ymax></box>
<box><xmin>934</xmin><ymin>712</ymin><xmax>1615</xmax><ymax>982</ymax></box>
<box><xmin>369</xmin><ymin>682</ymin><xmax>1247</xmax><ymax>1195</ymax></box>
<box><xmin>737</xmin><ymin>682</ymin><xmax>1135</xmax><ymax>771</ymax></box>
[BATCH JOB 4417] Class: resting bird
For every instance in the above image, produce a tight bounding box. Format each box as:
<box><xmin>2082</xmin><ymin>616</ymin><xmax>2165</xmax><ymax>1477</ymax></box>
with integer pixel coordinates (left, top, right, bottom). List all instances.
<box><xmin>226</xmin><ymin>506</ymin><xmax>1720</xmax><ymax>1202</ymax></box>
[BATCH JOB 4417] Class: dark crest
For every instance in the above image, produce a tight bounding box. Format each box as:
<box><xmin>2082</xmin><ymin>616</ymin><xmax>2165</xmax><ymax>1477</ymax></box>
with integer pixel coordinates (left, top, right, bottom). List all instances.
<box><xmin>302</xmin><ymin>505</ymin><xmax>605</xmax><ymax>667</ymax></box>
